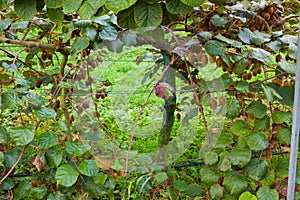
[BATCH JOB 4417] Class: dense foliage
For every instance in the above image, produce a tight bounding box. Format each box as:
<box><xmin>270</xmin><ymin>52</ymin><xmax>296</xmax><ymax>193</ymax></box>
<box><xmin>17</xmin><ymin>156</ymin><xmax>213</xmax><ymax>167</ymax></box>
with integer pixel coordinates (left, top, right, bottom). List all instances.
<box><xmin>0</xmin><ymin>0</ymin><xmax>300</xmax><ymax>199</ymax></box>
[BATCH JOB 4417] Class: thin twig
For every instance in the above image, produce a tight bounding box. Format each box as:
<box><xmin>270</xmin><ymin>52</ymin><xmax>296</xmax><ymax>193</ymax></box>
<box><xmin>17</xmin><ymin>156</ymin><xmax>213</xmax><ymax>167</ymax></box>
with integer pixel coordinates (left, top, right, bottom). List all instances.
<box><xmin>184</xmin><ymin>59</ymin><xmax>211</xmax><ymax>145</ymax></box>
<box><xmin>0</xmin><ymin>144</ymin><xmax>28</xmax><ymax>184</ymax></box>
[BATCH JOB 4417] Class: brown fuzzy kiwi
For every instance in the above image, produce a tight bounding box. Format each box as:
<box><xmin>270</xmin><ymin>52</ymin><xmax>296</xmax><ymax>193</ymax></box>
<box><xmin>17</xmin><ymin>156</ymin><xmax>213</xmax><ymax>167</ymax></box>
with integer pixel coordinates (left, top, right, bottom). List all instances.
<box><xmin>41</xmin><ymin>51</ymin><xmax>47</xmax><ymax>61</ymax></box>
<box><xmin>263</xmin><ymin>13</ymin><xmax>271</xmax><ymax>21</ymax></box>
<box><xmin>176</xmin><ymin>113</ymin><xmax>181</xmax><ymax>120</ymax></box>
<box><xmin>248</xmin><ymin>92</ymin><xmax>255</xmax><ymax>98</ymax></box>
<box><xmin>276</xmin><ymin>54</ymin><xmax>282</xmax><ymax>63</ymax></box>
<box><xmin>257</xmin><ymin>68</ymin><xmax>262</xmax><ymax>74</ymax></box>
<box><xmin>210</xmin><ymin>99</ymin><xmax>218</xmax><ymax>110</ymax></box>
<box><xmin>246</xmin><ymin>60</ymin><xmax>252</xmax><ymax>70</ymax></box>
<box><xmin>272</xmin><ymin>78</ymin><xmax>283</xmax><ymax>86</ymax></box>
<box><xmin>219</xmin><ymin>96</ymin><xmax>226</xmax><ymax>106</ymax></box>
<box><xmin>252</xmin><ymin>68</ymin><xmax>258</xmax><ymax>76</ymax></box>
<box><xmin>237</xmin><ymin>98</ymin><xmax>244</xmax><ymax>107</ymax></box>
<box><xmin>188</xmin><ymin>53</ymin><xmax>196</xmax><ymax>63</ymax></box>
<box><xmin>283</xmin><ymin>80</ymin><xmax>290</xmax><ymax>86</ymax></box>
<box><xmin>266</xmin><ymin>6</ymin><xmax>274</xmax><ymax>15</ymax></box>
<box><xmin>82</xmin><ymin>100</ymin><xmax>90</xmax><ymax>109</ymax></box>
<box><xmin>242</xmin><ymin>72</ymin><xmax>248</xmax><ymax>80</ymax></box>
<box><xmin>35</xmin><ymin>78</ymin><xmax>42</xmax><ymax>88</ymax></box>
<box><xmin>95</xmin><ymin>91</ymin><xmax>101</xmax><ymax>99</ymax></box>
<box><xmin>286</xmin><ymin>54</ymin><xmax>293</xmax><ymax>61</ymax></box>
<box><xmin>90</xmin><ymin>60</ymin><xmax>98</xmax><ymax>69</ymax></box>
<box><xmin>70</xmin><ymin>114</ymin><xmax>75</xmax><ymax>124</ymax></box>
<box><xmin>257</xmin><ymin>18</ymin><xmax>263</xmax><ymax>25</ymax></box>
<box><xmin>208</xmin><ymin>56</ymin><xmax>216</xmax><ymax>63</ymax></box>
<box><xmin>216</xmin><ymin>58</ymin><xmax>224</xmax><ymax>67</ymax></box>
<box><xmin>47</xmin><ymin>52</ymin><xmax>53</xmax><ymax>60</ymax></box>
<box><xmin>201</xmin><ymin>54</ymin><xmax>208</xmax><ymax>65</ymax></box>
<box><xmin>247</xmin><ymin>73</ymin><xmax>252</xmax><ymax>80</ymax></box>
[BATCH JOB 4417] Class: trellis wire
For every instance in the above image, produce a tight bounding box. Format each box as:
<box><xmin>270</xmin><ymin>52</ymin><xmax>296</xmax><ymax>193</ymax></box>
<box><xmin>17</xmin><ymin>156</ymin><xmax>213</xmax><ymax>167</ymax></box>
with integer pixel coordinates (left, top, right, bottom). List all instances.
<box><xmin>287</xmin><ymin>21</ymin><xmax>300</xmax><ymax>200</ymax></box>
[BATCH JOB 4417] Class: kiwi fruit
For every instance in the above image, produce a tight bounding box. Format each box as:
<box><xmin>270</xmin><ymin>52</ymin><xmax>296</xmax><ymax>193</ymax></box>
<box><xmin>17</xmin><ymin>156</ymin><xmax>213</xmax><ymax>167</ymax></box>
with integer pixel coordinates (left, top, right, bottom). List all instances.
<box><xmin>276</xmin><ymin>54</ymin><xmax>282</xmax><ymax>63</ymax></box>
<box><xmin>216</xmin><ymin>58</ymin><xmax>224</xmax><ymax>67</ymax></box>
<box><xmin>266</xmin><ymin>6</ymin><xmax>274</xmax><ymax>15</ymax></box>
<box><xmin>242</xmin><ymin>72</ymin><xmax>248</xmax><ymax>80</ymax></box>
<box><xmin>210</xmin><ymin>99</ymin><xmax>218</xmax><ymax>110</ymax></box>
<box><xmin>219</xmin><ymin>96</ymin><xmax>226</xmax><ymax>106</ymax></box>
<box><xmin>263</xmin><ymin>13</ymin><xmax>271</xmax><ymax>21</ymax></box>
<box><xmin>208</xmin><ymin>56</ymin><xmax>216</xmax><ymax>63</ymax></box>
<box><xmin>237</xmin><ymin>97</ymin><xmax>244</xmax><ymax>107</ymax></box>
<box><xmin>82</xmin><ymin>100</ymin><xmax>90</xmax><ymax>109</ymax></box>
<box><xmin>201</xmin><ymin>54</ymin><xmax>208</xmax><ymax>65</ymax></box>
<box><xmin>283</xmin><ymin>80</ymin><xmax>290</xmax><ymax>86</ymax></box>
<box><xmin>188</xmin><ymin>53</ymin><xmax>196</xmax><ymax>63</ymax></box>
<box><xmin>70</xmin><ymin>114</ymin><xmax>75</xmax><ymax>124</ymax></box>
<box><xmin>247</xmin><ymin>73</ymin><xmax>252</xmax><ymax>80</ymax></box>
<box><xmin>272</xmin><ymin>78</ymin><xmax>283</xmax><ymax>86</ymax></box>
<box><xmin>41</xmin><ymin>51</ymin><xmax>47</xmax><ymax>61</ymax></box>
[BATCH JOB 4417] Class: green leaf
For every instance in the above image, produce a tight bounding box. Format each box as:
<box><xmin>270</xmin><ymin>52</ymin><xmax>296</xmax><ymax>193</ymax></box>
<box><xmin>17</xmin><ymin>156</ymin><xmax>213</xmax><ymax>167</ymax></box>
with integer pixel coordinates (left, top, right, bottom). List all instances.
<box><xmin>165</xmin><ymin>0</ymin><xmax>192</xmax><ymax>14</ymax></box>
<box><xmin>38</xmin><ymin>131</ymin><xmax>56</xmax><ymax>149</ymax></box>
<box><xmin>223</xmin><ymin>173</ymin><xmax>248</xmax><ymax>196</ymax></box>
<box><xmin>261</xmin><ymin>84</ymin><xmax>282</xmax><ymax>102</ymax></box>
<box><xmin>45</xmin><ymin>0</ymin><xmax>63</xmax><ymax>8</ymax></box>
<box><xmin>234</xmin><ymin>59</ymin><xmax>249</xmax><ymax>75</ymax></box>
<box><xmin>15</xmin><ymin>0</ymin><xmax>36</xmax><ymax>20</ymax></box>
<box><xmin>0</xmin><ymin>18</ymin><xmax>13</xmax><ymax>30</ymax></box>
<box><xmin>224</xmin><ymin>98</ymin><xmax>240</xmax><ymax>119</ymax></box>
<box><xmin>155</xmin><ymin>172</ymin><xmax>168</xmax><ymax>183</ymax></box>
<box><xmin>78</xmin><ymin>1</ymin><xmax>98</xmax><ymax>19</ymax></box>
<box><xmin>254</xmin><ymin>115</ymin><xmax>270</xmax><ymax>131</ymax></box>
<box><xmin>249</xmin><ymin>47</ymin><xmax>271</xmax><ymax>63</ymax></box>
<box><xmin>213</xmin><ymin>132</ymin><xmax>233</xmax><ymax>148</ymax></box>
<box><xmin>250</xmin><ymin>30</ymin><xmax>271</xmax><ymax>45</ymax></box>
<box><xmin>215</xmin><ymin>34</ymin><xmax>243</xmax><ymax>48</ymax></box>
<box><xmin>66</xmin><ymin>141</ymin><xmax>91</xmax><ymax>156</ymax></box>
<box><xmin>63</xmin><ymin>0</ymin><xmax>83</xmax><ymax>13</ymax></box>
<box><xmin>30</xmin><ymin>185</ymin><xmax>47</xmax><ymax>199</ymax></box>
<box><xmin>1</xmin><ymin>91</ymin><xmax>21</xmax><ymax>110</ymax></box>
<box><xmin>174</xmin><ymin>180</ymin><xmax>188</xmax><ymax>191</ymax></box>
<box><xmin>280</xmin><ymin>35</ymin><xmax>298</xmax><ymax>44</ymax></box>
<box><xmin>229</xmin><ymin>148</ymin><xmax>251</xmax><ymax>166</ymax></box>
<box><xmin>272</xmin><ymin>157</ymin><xmax>289</xmax><ymax>179</ymax></box>
<box><xmin>200</xmin><ymin>166</ymin><xmax>220</xmax><ymax>185</ymax></box>
<box><xmin>0</xmin><ymin>177</ymin><xmax>14</xmax><ymax>190</ymax></box>
<box><xmin>55</xmin><ymin>164</ymin><xmax>79</xmax><ymax>187</ymax></box>
<box><xmin>238</xmin><ymin>28</ymin><xmax>253</xmax><ymax>44</ymax></box>
<box><xmin>245</xmin><ymin>101</ymin><xmax>267</xmax><ymax>119</ymax></box>
<box><xmin>35</xmin><ymin>107</ymin><xmax>56</xmax><ymax>120</ymax></box>
<box><xmin>210</xmin><ymin>184</ymin><xmax>223</xmax><ymax>199</ymax></box>
<box><xmin>83</xmin><ymin>27</ymin><xmax>97</xmax><ymax>41</ymax></box>
<box><xmin>134</xmin><ymin>1</ymin><xmax>162</xmax><ymax>28</ymax></box>
<box><xmin>88</xmin><ymin>0</ymin><xmax>106</xmax><ymax>9</ymax></box>
<box><xmin>212</xmin><ymin>15</ymin><xmax>228</xmax><ymax>27</ymax></box>
<box><xmin>46</xmin><ymin>147</ymin><xmax>62</xmax><ymax>167</ymax></box>
<box><xmin>261</xmin><ymin>170</ymin><xmax>275</xmax><ymax>186</ymax></box>
<box><xmin>205</xmin><ymin>40</ymin><xmax>226</xmax><ymax>56</ymax></box>
<box><xmin>256</xmin><ymin>186</ymin><xmax>279</xmax><ymax>200</ymax></box>
<box><xmin>277</xmin><ymin>126</ymin><xmax>291</xmax><ymax>145</ymax></box>
<box><xmin>204</xmin><ymin>151</ymin><xmax>218</xmax><ymax>165</ymax></box>
<box><xmin>246</xmin><ymin>159</ymin><xmax>269</xmax><ymax>181</ymax></box>
<box><xmin>180</xmin><ymin>0</ymin><xmax>204</xmax><ymax>6</ymax></box>
<box><xmin>247</xmin><ymin>132</ymin><xmax>268</xmax><ymax>151</ymax></box>
<box><xmin>185</xmin><ymin>183</ymin><xmax>202</xmax><ymax>197</ymax></box>
<box><xmin>105</xmin><ymin>0</ymin><xmax>137</xmax><ymax>13</ymax></box>
<box><xmin>10</xmin><ymin>125</ymin><xmax>34</xmax><ymax>146</ymax></box>
<box><xmin>94</xmin><ymin>172</ymin><xmax>107</xmax><ymax>185</ymax></box>
<box><xmin>78</xmin><ymin>160</ymin><xmax>98</xmax><ymax>176</ymax></box>
<box><xmin>266</xmin><ymin>40</ymin><xmax>283</xmax><ymax>53</ymax></box>
<box><xmin>278</xmin><ymin>60</ymin><xmax>296</xmax><ymax>74</ymax></box>
<box><xmin>72</xmin><ymin>37</ymin><xmax>89</xmax><ymax>52</ymax></box>
<box><xmin>47</xmin><ymin>8</ymin><xmax>64</xmax><ymax>23</ymax></box>
<box><xmin>218</xmin><ymin>152</ymin><xmax>231</xmax><ymax>171</ymax></box>
<box><xmin>239</xmin><ymin>192</ymin><xmax>257</xmax><ymax>200</ymax></box>
<box><xmin>4</xmin><ymin>149</ymin><xmax>21</xmax><ymax>168</ymax></box>
<box><xmin>231</xmin><ymin>120</ymin><xmax>250</xmax><ymax>136</ymax></box>
<box><xmin>99</xmin><ymin>25</ymin><xmax>117</xmax><ymax>41</ymax></box>
<box><xmin>271</xmin><ymin>111</ymin><xmax>292</xmax><ymax>124</ymax></box>
<box><xmin>14</xmin><ymin>180</ymin><xmax>32</xmax><ymax>199</ymax></box>
<box><xmin>117</xmin><ymin>6</ymin><xmax>138</xmax><ymax>29</ymax></box>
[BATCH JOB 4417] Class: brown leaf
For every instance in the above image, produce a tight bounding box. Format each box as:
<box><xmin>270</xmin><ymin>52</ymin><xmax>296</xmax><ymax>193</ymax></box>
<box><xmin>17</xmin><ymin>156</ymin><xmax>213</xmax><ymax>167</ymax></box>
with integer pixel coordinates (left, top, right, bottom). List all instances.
<box><xmin>33</xmin><ymin>155</ymin><xmax>44</xmax><ymax>172</ymax></box>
